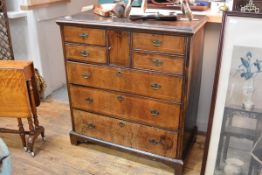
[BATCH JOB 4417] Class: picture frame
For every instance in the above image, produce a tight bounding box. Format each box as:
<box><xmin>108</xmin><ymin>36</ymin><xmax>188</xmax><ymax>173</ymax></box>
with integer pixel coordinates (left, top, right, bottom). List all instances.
<box><xmin>233</xmin><ymin>0</ymin><xmax>262</xmax><ymax>13</ymax></box>
<box><xmin>201</xmin><ymin>11</ymin><xmax>262</xmax><ymax>175</ymax></box>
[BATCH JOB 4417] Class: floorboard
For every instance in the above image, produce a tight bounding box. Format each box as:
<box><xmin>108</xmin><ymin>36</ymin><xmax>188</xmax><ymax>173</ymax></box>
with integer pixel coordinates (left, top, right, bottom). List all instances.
<box><xmin>0</xmin><ymin>99</ymin><xmax>205</xmax><ymax>175</ymax></box>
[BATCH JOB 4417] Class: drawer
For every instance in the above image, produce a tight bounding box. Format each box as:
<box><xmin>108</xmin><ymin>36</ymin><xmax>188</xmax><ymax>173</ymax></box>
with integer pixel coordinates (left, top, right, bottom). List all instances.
<box><xmin>133</xmin><ymin>52</ymin><xmax>184</xmax><ymax>74</ymax></box>
<box><xmin>70</xmin><ymin>85</ymin><xmax>180</xmax><ymax>130</ymax></box>
<box><xmin>73</xmin><ymin>109</ymin><xmax>178</xmax><ymax>158</ymax></box>
<box><xmin>67</xmin><ymin>62</ymin><xmax>183</xmax><ymax>102</ymax></box>
<box><xmin>63</xmin><ymin>26</ymin><xmax>106</xmax><ymax>46</ymax></box>
<box><xmin>65</xmin><ymin>44</ymin><xmax>106</xmax><ymax>64</ymax></box>
<box><xmin>133</xmin><ymin>33</ymin><xmax>185</xmax><ymax>54</ymax></box>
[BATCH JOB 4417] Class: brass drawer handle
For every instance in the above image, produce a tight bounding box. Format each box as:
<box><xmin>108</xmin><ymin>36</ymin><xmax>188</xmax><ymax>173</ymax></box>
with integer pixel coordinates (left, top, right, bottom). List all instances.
<box><xmin>152</xmin><ymin>59</ymin><xmax>163</xmax><ymax>67</ymax></box>
<box><xmin>148</xmin><ymin>139</ymin><xmax>159</xmax><ymax>145</ymax></box>
<box><xmin>87</xmin><ymin>123</ymin><xmax>96</xmax><ymax>129</ymax></box>
<box><xmin>150</xmin><ymin>109</ymin><xmax>160</xmax><ymax>117</ymax></box>
<box><xmin>117</xmin><ymin>96</ymin><xmax>124</xmax><ymax>102</ymax></box>
<box><xmin>80</xmin><ymin>50</ymin><xmax>89</xmax><ymax>57</ymax></box>
<box><xmin>85</xmin><ymin>97</ymin><xmax>93</xmax><ymax>104</ymax></box>
<box><xmin>151</xmin><ymin>83</ymin><xmax>161</xmax><ymax>90</ymax></box>
<box><xmin>152</xmin><ymin>40</ymin><xmax>162</xmax><ymax>47</ymax></box>
<box><xmin>79</xmin><ymin>33</ymin><xmax>88</xmax><ymax>39</ymax></box>
<box><xmin>81</xmin><ymin>72</ymin><xmax>91</xmax><ymax>79</ymax></box>
<box><xmin>119</xmin><ymin>122</ymin><xmax>125</xmax><ymax>127</ymax></box>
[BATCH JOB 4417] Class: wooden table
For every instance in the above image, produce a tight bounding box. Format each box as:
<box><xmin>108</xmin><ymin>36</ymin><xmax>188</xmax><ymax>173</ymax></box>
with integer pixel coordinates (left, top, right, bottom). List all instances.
<box><xmin>0</xmin><ymin>60</ymin><xmax>45</xmax><ymax>156</ymax></box>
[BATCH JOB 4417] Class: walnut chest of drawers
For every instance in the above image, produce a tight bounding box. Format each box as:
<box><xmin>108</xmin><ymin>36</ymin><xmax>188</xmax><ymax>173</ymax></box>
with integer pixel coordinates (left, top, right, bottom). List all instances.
<box><xmin>57</xmin><ymin>12</ymin><xmax>207</xmax><ymax>175</ymax></box>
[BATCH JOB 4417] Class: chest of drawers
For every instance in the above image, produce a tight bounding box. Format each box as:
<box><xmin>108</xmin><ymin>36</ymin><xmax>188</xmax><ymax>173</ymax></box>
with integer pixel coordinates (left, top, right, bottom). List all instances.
<box><xmin>57</xmin><ymin>12</ymin><xmax>207</xmax><ymax>175</ymax></box>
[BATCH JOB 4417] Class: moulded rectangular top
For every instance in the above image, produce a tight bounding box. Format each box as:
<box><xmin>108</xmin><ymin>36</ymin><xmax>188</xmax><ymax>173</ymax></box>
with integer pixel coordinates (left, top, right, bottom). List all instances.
<box><xmin>56</xmin><ymin>11</ymin><xmax>208</xmax><ymax>35</ymax></box>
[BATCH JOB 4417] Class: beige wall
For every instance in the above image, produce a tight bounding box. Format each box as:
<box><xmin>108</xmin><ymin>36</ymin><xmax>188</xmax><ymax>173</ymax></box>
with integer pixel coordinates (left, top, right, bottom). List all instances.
<box><xmin>197</xmin><ymin>23</ymin><xmax>222</xmax><ymax>131</ymax></box>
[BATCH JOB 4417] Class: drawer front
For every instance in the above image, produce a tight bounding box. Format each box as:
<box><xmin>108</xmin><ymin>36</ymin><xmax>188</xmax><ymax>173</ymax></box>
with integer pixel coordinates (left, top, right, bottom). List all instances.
<box><xmin>63</xmin><ymin>26</ymin><xmax>106</xmax><ymax>46</ymax></box>
<box><xmin>133</xmin><ymin>33</ymin><xmax>185</xmax><ymax>54</ymax></box>
<box><xmin>67</xmin><ymin>62</ymin><xmax>183</xmax><ymax>102</ymax></box>
<box><xmin>65</xmin><ymin>44</ymin><xmax>106</xmax><ymax>63</ymax></box>
<box><xmin>108</xmin><ymin>30</ymin><xmax>130</xmax><ymax>66</ymax></box>
<box><xmin>73</xmin><ymin>109</ymin><xmax>178</xmax><ymax>158</ymax></box>
<box><xmin>70</xmin><ymin>85</ymin><xmax>180</xmax><ymax>130</ymax></box>
<box><xmin>133</xmin><ymin>52</ymin><xmax>184</xmax><ymax>74</ymax></box>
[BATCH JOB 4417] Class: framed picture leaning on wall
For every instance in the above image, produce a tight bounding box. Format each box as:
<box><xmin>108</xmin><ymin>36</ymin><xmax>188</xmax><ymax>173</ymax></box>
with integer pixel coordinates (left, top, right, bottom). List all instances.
<box><xmin>201</xmin><ymin>11</ymin><xmax>262</xmax><ymax>175</ymax></box>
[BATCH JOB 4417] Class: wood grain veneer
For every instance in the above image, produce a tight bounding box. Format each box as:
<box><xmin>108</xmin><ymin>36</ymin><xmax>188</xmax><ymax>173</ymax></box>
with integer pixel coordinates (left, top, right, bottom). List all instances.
<box><xmin>133</xmin><ymin>33</ymin><xmax>186</xmax><ymax>54</ymax></box>
<box><xmin>133</xmin><ymin>52</ymin><xmax>184</xmax><ymax>74</ymax></box>
<box><xmin>73</xmin><ymin>109</ymin><xmax>178</xmax><ymax>158</ymax></box>
<box><xmin>108</xmin><ymin>30</ymin><xmax>130</xmax><ymax>66</ymax></box>
<box><xmin>64</xmin><ymin>26</ymin><xmax>106</xmax><ymax>46</ymax></box>
<box><xmin>57</xmin><ymin>12</ymin><xmax>207</xmax><ymax>175</ymax></box>
<box><xmin>70</xmin><ymin>85</ymin><xmax>180</xmax><ymax>130</ymax></box>
<box><xmin>67</xmin><ymin>62</ymin><xmax>183</xmax><ymax>102</ymax></box>
<box><xmin>65</xmin><ymin>44</ymin><xmax>107</xmax><ymax>64</ymax></box>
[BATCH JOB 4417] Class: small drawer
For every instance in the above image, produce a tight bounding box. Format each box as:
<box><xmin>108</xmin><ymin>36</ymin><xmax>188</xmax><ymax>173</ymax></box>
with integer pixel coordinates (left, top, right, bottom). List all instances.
<box><xmin>73</xmin><ymin>109</ymin><xmax>178</xmax><ymax>158</ymax></box>
<box><xmin>65</xmin><ymin>44</ymin><xmax>106</xmax><ymax>63</ymax></box>
<box><xmin>70</xmin><ymin>85</ymin><xmax>180</xmax><ymax>130</ymax></box>
<box><xmin>133</xmin><ymin>33</ymin><xmax>185</xmax><ymax>54</ymax></box>
<box><xmin>63</xmin><ymin>26</ymin><xmax>106</xmax><ymax>46</ymax></box>
<box><xmin>133</xmin><ymin>52</ymin><xmax>184</xmax><ymax>74</ymax></box>
<box><xmin>67</xmin><ymin>62</ymin><xmax>183</xmax><ymax>102</ymax></box>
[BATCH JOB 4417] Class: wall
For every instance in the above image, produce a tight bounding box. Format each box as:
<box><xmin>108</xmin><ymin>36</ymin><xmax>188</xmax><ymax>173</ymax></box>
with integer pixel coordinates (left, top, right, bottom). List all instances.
<box><xmin>197</xmin><ymin>23</ymin><xmax>221</xmax><ymax>131</ymax></box>
<box><xmin>27</xmin><ymin>0</ymin><xmax>95</xmax><ymax>97</ymax></box>
<box><xmin>7</xmin><ymin>0</ymin><xmax>95</xmax><ymax>97</ymax></box>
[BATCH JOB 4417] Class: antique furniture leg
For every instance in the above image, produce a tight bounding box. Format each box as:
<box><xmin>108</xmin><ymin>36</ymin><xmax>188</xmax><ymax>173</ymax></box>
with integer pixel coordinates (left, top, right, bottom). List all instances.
<box><xmin>174</xmin><ymin>163</ymin><xmax>183</xmax><ymax>175</ymax></box>
<box><xmin>17</xmin><ymin>118</ymin><xmax>27</xmax><ymax>151</ymax></box>
<box><xmin>28</xmin><ymin>79</ymin><xmax>45</xmax><ymax>141</ymax></box>
<box><xmin>26</xmin><ymin>80</ymin><xmax>45</xmax><ymax>156</ymax></box>
<box><xmin>27</xmin><ymin>117</ymin><xmax>35</xmax><ymax>155</ymax></box>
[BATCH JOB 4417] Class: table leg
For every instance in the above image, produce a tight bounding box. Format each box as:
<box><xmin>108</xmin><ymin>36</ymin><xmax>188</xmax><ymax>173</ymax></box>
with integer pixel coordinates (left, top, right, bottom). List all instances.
<box><xmin>17</xmin><ymin>118</ymin><xmax>27</xmax><ymax>151</ymax></box>
<box><xmin>28</xmin><ymin>79</ymin><xmax>45</xmax><ymax>140</ymax></box>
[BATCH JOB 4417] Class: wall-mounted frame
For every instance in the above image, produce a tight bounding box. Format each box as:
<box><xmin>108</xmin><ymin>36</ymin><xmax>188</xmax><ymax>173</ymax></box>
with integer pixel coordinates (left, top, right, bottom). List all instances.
<box><xmin>233</xmin><ymin>0</ymin><xmax>262</xmax><ymax>12</ymax></box>
<box><xmin>201</xmin><ymin>11</ymin><xmax>262</xmax><ymax>175</ymax></box>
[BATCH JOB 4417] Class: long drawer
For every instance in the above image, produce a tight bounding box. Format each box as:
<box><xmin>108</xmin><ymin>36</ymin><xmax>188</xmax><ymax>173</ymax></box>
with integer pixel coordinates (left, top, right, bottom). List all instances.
<box><xmin>73</xmin><ymin>109</ymin><xmax>178</xmax><ymax>158</ymax></box>
<box><xmin>70</xmin><ymin>85</ymin><xmax>180</xmax><ymax>130</ymax></box>
<box><xmin>67</xmin><ymin>62</ymin><xmax>183</xmax><ymax>102</ymax></box>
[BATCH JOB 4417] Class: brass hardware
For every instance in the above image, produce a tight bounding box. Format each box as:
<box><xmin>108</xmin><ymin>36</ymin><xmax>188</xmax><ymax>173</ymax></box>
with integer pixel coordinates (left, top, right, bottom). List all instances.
<box><xmin>85</xmin><ymin>97</ymin><xmax>93</xmax><ymax>104</ymax></box>
<box><xmin>80</xmin><ymin>50</ymin><xmax>89</xmax><ymax>57</ymax></box>
<box><xmin>81</xmin><ymin>72</ymin><xmax>91</xmax><ymax>79</ymax></box>
<box><xmin>151</xmin><ymin>83</ymin><xmax>161</xmax><ymax>90</ymax></box>
<box><xmin>117</xmin><ymin>96</ymin><xmax>124</xmax><ymax>102</ymax></box>
<box><xmin>87</xmin><ymin>123</ymin><xmax>96</xmax><ymax>129</ymax></box>
<box><xmin>152</xmin><ymin>59</ymin><xmax>163</xmax><ymax>67</ymax></box>
<box><xmin>152</xmin><ymin>40</ymin><xmax>162</xmax><ymax>47</ymax></box>
<box><xmin>79</xmin><ymin>33</ymin><xmax>88</xmax><ymax>39</ymax></box>
<box><xmin>119</xmin><ymin>122</ymin><xmax>125</xmax><ymax>127</ymax></box>
<box><xmin>150</xmin><ymin>109</ymin><xmax>160</xmax><ymax>117</ymax></box>
<box><xmin>116</xmin><ymin>69</ymin><xmax>124</xmax><ymax>77</ymax></box>
<box><xmin>148</xmin><ymin>139</ymin><xmax>159</xmax><ymax>145</ymax></box>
